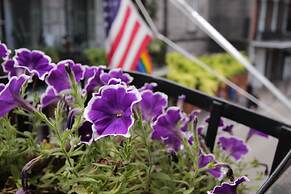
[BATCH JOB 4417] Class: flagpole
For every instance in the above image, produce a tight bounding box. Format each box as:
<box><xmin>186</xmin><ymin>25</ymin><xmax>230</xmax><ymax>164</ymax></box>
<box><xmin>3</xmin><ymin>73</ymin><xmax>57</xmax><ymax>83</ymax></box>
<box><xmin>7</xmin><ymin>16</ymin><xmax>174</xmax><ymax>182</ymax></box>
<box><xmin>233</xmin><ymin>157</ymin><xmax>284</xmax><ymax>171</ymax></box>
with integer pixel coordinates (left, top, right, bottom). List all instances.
<box><xmin>134</xmin><ymin>0</ymin><xmax>290</xmax><ymax>123</ymax></box>
<box><xmin>171</xmin><ymin>0</ymin><xmax>291</xmax><ymax>112</ymax></box>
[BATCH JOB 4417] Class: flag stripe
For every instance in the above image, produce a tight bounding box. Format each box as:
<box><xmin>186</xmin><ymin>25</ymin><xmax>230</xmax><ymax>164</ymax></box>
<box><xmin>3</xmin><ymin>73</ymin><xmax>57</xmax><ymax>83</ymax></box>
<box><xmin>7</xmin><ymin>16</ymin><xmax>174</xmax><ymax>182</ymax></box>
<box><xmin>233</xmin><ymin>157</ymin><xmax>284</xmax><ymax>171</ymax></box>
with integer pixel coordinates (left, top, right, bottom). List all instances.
<box><xmin>104</xmin><ymin>0</ymin><xmax>153</xmax><ymax>71</ymax></box>
<box><xmin>105</xmin><ymin>1</ymin><xmax>127</xmax><ymax>51</ymax></box>
<box><xmin>109</xmin><ymin>8</ymin><xmax>137</xmax><ymax>68</ymax></box>
<box><xmin>117</xmin><ymin>20</ymin><xmax>141</xmax><ymax>68</ymax></box>
<box><xmin>122</xmin><ymin>26</ymin><xmax>148</xmax><ymax>70</ymax></box>
<box><xmin>130</xmin><ymin>35</ymin><xmax>152</xmax><ymax>71</ymax></box>
<box><xmin>107</xmin><ymin>6</ymin><xmax>131</xmax><ymax>63</ymax></box>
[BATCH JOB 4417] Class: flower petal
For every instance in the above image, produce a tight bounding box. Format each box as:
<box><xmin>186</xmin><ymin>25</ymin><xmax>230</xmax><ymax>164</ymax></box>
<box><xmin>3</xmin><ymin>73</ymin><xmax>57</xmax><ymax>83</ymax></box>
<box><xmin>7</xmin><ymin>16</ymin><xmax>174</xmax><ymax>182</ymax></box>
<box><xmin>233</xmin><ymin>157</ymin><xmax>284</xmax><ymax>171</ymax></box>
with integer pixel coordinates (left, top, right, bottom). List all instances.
<box><xmin>84</xmin><ymin>84</ymin><xmax>141</xmax><ymax>140</ymax></box>
<box><xmin>218</xmin><ymin>136</ymin><xmax>248</xmax><ymax>160</ymax></box>
<box><xmin>0</xmin><ymin>75</ymin><xmax>30</xmax><ymax>117</ymax></box>
<box><xmin>208</xmin><ymin>176</ymin><xmax>249</xmax><ymax>194</ymax></box>
<box><xmin>0</xmin><ymin>42</ymin><xmax>10</xmax><ymax>59</ymax></box>
<box><xmin>1</xmin><ymin>59</ymin><xmax>25</xmax><ymax>78</ymax></box>
<box><xmin>40</xmin><ymin>86</ymin><xmax>61</xmax><ymax>108</ymax></box>
<box><xmin>14</xmin><ymin>48</ymin><xmax>53</xmax><ymax>80</ymax></box>
<box><xmin>151</xmin><ymin>107</ymin><xmax>185</xmax><ymax>151</ymax></box>
<box><xmin>140</xmin><ymin>90</ymin><xmax>168</xmax><ymax>122</ymax></box>
<box><xmin>100</xmin><ymin>69</ymin><xmax>133</xmax><ymax>85</ymax></box>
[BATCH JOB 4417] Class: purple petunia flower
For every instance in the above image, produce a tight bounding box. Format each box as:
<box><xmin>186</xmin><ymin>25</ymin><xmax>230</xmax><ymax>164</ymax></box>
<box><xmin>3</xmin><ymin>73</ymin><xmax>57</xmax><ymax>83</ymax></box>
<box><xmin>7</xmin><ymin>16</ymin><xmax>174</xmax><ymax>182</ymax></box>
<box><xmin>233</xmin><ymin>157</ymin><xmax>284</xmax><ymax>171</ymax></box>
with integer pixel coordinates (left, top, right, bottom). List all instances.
<box><xmin>46</xmin><ymin>60</ymin><xmax>84</xmax><ymax>94</ymax></box>
<box><xmin>218</xmin><ymin>136</ymin><xmax>248</xmax><ymax>160</ymax></box>
<box><xmin>83</xmin><ymin>66</ymin><xmax>104</xmax><ymax>93</ymax></box>
<box><xmin>140</xmin><ymin>90</ymin><xmax>168</xmax><ymax>122</ymax></box>
<box><xmin>67</xmin><ymin>108</ymin><xmax>95</xmax><ymax>144</ymax></box>
<box><xmin>199</xmin><ymin>151</ymin><xmax>223</xmax><ymax>179</ymax></box>
<box><xmin>83</xmin><ymin>66</ymin><xmax>97</xmax><ymax>79</ymax></box>
<box><xmin>40</xmin><ymin>86</ymin><xmax>61</xmax><ymax>108</ymax></box>
<box><xmin>208</xmin><ymin>176</ymin><xmax>249</xmax><ymax>194</ymax></box>
<box><xmin>1</xmin><ymin>59</ymin><xmax>25</xmax><ymax>78</ymax></box>
<box><xmin>84</xmin><ymin>84</ymin><xmax>141</xmax><ymax>140</ymax></box>
<box><xmin>0</xmin><ymin>42</ymin><xmax>10</xmax><ymax>59</ymax></box>
<box><xmin>16</xmin><ymin>188</ymin><xmax>26</xmax><ymax>194</ymax></box>
<box><xmin>100</xmin><ymin>69</ymin><xmax>133</xmax><ymax>85</ymax></box>
<box><xmin>197</xmin><ymin>126</ymin><xmax>204</xmax><ymax>136</ymax></box>
<box><xmin>221</xmin><ymin>124</ymin><xmax>234</xmax><ymax>135</ymax></box>
<box><xmin>0</xmin><ymin>75</ymin><xmax>33</xmax><ymax>117</ymax></box>
<box><xmin>14</xmin><ymin>48</ymin><xmax>53</xmax><ymax>80</ymax></box>
<box><xmin>246</xmin><ymin>128</ymin><xmax>268</xmax><ymax>141</ymax></box>
<box><xmin>181</xmin><ymin>110</ymin><xmax>200</xmax><ymax>132</ymax></box>
<box><xmin>151</xmin><ymin>107</ymin><xmax>186</xmax><ymax>151</ymax></box>
<box><xmin>78</xmin><ymin>121</ymin><xmax>95</xmax><ymax>144</ymax></box>
<box><xmin>139</xmin><ymin>82</ymin><xmax>157</xmax><ymax>92</ymax></box>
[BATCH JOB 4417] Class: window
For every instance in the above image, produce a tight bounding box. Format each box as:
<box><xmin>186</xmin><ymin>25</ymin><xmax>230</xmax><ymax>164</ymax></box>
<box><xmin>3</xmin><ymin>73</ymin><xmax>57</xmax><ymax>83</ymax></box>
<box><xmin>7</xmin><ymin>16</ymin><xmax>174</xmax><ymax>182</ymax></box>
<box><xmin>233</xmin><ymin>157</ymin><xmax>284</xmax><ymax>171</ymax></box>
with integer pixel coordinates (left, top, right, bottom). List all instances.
<box><xmin>10</xmin><ymin>0</ymin><xmax>42</xmax><ymax>48</ymax></box>
<box><xmin>66</xmin><ymin>0</ymin><xmax>95</xmax><ymax>49</ymax></box>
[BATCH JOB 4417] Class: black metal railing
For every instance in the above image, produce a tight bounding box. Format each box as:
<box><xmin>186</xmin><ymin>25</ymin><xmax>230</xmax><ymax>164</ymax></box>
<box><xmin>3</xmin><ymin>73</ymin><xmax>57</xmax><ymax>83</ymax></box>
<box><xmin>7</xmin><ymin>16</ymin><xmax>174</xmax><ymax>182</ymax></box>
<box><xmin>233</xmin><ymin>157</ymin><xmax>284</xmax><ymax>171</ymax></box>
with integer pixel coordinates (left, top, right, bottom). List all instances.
<box><xmin>128</xmin><ymin>71</ymin><xmax>291</xmax><ymax>174</ymax></box>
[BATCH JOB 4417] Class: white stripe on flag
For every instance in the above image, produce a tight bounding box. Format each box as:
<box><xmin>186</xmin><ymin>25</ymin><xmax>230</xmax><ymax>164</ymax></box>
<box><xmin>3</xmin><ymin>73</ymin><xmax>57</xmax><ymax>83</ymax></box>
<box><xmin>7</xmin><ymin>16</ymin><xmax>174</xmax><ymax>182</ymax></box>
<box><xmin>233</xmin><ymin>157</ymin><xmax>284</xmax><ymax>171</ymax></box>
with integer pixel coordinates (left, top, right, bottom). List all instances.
<box><xmin>105</xmin><ymin>0</ymin><xmax>127</xmax><ymax>52</ymax></box>
<box><xmin>123</xmin><ymin>26</ymin><xmax>148</xmax><ymax>70</ymax></box>
<box><xmin>109</xmin><ymin>8</ymin><xmax>137</xmax><ymax>68</ymax></box>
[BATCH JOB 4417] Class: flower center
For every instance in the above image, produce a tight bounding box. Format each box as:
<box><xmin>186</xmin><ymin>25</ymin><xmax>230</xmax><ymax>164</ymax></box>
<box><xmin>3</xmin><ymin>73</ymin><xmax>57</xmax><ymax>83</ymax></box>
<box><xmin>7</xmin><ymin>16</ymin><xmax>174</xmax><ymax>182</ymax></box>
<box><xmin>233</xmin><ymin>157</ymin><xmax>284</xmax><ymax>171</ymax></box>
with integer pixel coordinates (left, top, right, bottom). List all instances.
<box><xmin>116</xmin><ymin>112</ymin><xmax>123</xmax><ymax>118</ymax></box>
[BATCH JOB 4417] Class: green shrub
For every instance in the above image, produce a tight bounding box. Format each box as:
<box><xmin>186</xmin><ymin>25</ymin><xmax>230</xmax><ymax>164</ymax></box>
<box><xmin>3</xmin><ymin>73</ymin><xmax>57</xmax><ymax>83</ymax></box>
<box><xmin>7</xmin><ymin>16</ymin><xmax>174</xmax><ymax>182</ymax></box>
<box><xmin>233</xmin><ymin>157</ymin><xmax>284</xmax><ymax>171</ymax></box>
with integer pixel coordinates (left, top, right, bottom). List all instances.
<box><xmin>167</xmin><ymin>52</ymin><xmax>246</xmax><ymax>95</ymax></box>
<box><xmin>83</xmin><ymin>48</ymin><xmax>107</xmax><ymax>66</ymax></box>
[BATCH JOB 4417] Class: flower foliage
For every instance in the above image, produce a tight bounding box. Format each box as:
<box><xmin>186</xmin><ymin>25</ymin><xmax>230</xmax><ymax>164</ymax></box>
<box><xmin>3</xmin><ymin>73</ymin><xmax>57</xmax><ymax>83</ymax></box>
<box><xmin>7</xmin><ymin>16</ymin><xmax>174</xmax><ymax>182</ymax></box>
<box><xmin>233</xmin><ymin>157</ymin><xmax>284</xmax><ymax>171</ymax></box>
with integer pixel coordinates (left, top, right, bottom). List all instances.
<box><xmin>0</xmin><ymin>43</ymin><xmax>266</xmax><ymax>194</ymax></box>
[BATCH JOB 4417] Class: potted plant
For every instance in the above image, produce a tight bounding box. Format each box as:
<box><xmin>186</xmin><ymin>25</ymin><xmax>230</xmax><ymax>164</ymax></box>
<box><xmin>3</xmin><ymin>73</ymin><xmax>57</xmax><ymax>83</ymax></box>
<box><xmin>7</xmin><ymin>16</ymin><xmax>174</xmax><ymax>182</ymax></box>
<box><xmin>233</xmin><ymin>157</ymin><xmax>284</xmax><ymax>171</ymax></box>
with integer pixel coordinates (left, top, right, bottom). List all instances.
<box><xmin>0</xmin><ymin>42</ymin><xmax>266</xmax><ymax>193</ymax></box>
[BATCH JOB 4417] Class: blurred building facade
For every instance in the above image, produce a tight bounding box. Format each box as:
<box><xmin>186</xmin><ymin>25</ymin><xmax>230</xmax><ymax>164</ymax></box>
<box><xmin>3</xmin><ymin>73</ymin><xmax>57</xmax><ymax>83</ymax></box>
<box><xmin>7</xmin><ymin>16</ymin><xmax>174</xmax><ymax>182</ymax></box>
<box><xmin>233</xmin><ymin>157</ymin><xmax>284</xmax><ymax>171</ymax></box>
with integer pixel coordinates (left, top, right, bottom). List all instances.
<box><xmin>250</xmin><ymin>0</ymin><xmax>291</xmax><ymax>87</ymax></box>
<box><xmin>0</xmin><ymin>0</ymin><xmax>105</xmax><ymax>49</ymax></box>
<box><xmin>154</xmin><ymin>0</ymin><xmax>252</xmax><ymax>55</ymax></box>
<box><xmin>1</xmin><ymin>0</ymin><xmax>252</xmax><ymax>52</ymax></box>
<box><xmin>3</xmin><ymin>0</ymin><xmax>290</xmax><ymax>85</ymax></box>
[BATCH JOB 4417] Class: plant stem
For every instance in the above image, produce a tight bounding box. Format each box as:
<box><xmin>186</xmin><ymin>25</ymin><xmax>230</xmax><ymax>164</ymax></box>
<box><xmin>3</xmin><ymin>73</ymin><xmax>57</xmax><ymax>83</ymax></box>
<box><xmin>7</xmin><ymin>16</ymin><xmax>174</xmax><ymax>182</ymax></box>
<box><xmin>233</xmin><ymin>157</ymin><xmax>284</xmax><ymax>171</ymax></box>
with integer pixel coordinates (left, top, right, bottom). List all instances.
<box><xmin>34</xmin><ymin>111</ymin><xmax>78</xmax><ymax>177</ymax></box>
<box><xmin>142</xmin><ymin>122</ymin><xmax>153</xmax><ymax>193</ymax></box>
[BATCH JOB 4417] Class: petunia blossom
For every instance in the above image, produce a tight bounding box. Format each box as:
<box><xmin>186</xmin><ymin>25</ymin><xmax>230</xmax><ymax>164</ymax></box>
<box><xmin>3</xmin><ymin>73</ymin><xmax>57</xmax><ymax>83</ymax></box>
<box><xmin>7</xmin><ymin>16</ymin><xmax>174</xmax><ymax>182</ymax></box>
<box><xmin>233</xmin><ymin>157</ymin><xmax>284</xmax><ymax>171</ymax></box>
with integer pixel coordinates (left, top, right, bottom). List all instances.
<box><xmin>40</xmin><ymin>86</ymin><xmax>61</xmax><ymax>108</ymax></box>
<box><xmin>208</xmin><ymin>176</ymin><xmax>249</xmax><ymax>194</ymax></box>
<box><xmin>140</xmin><ymin>90</ymin><xmax>168</xmax><ymax>122</ymax></box>
<box><xmin>246</xmin><ymin>128</ymin><xmax>268</xmax><ymax>141</ymax></box>
<box><xmin>1</xmin><ymin>59</ymin><xmax>24</xmax><ymax>78</ymax></box>
<box><xmin>84</xmin><ymin>84</ymin><xmax>141</xmax><ymax>140</ymax></box>
<box><xmin>139</xmin><ymin>82</ymin><xmax>157</xmax><ymax>92</ymax></box>
<box><xmin>46</xmin><ymin>60</ymin><xmax>84</xmax><ymax>94</ymax></box>
<box><xmin>218</xmin><ymin>136</ymin><xmax>248</xmax><ymax>160</ymax></box>
<box><xmin>151</xmin><ymin>107</ymin><xmax>186</xmax><ymax>151</ymax></box>
<box><xmin>221</xmin><ymin>124</ymin><xmax>234</xmax><ymax>135</ymax></box>
<box><xmin>199</xmin><ymin>151</ymin><xmax>223</xmax><ymax>179</ymax></box>
<box><xmin>0</xmin><ymin>75</ymin><xmax>33</xmax><ymax>117</ymax></box>
<box><xmin>16</xmin><ymin>188</ymin><xmax>26</xmax><ymax>194</ymax></box>
<box><xmin>100</xmin><ymin>69</ymin><xmax>133</xmax><ymax>85</ymax></box>
<box><xmin>14</xmin><ymin>48</ymin><xmax>53</xmax><ymax>80</ymax></box>
<box><xmin>67</xmin><ymin>108</ymin><xmax>95</xmax><ymax>144</ymax></box>
<box><xmin>77</xmin><ymin>121</ymin><xmax>95</xmax><ymax>144</ymax></box>
<box><xmin>181</xmin><ymin>110</ymin><xmax>200</xmax><ymax>132</ymax></box>
<box><xmin>83</xmin><ymin>66</ymin><xmax>104</xmax><ymax>93</ymax></box>
<box><xmin>0</xmin><ymin>42</ymin><xmax>10</xmax><ymax>59</ymax></box>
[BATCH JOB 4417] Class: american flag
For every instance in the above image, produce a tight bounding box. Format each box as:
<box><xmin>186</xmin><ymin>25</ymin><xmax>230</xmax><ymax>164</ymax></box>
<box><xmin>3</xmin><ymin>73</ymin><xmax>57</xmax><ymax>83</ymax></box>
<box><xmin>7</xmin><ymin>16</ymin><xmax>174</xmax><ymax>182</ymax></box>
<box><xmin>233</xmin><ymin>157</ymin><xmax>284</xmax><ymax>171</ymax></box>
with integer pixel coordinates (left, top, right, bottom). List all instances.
<box><xmin>103</xmin><ymin>0</ymin><xmax>153</xmax><ymax>70</ymax></box>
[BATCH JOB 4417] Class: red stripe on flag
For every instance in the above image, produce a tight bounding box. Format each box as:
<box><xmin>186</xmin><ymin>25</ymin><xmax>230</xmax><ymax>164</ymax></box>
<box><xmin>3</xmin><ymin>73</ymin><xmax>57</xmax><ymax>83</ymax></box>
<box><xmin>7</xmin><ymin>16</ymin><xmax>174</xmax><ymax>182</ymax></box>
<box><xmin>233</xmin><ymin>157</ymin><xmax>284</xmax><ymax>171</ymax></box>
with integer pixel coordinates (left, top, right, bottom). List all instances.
<box><xmin>107</xmin><ymin>6</ymin><xmax>131</xmax><ymax>65</ymax></box>
<box><xmin>117</xmin><ymin>20</ymin><xmax>141</xmax><ymax>68</ymax></box>
<box><xmin>130</xmin><ymin>35</ymin><xmax>152</xmax><ymax>71</ymax></box>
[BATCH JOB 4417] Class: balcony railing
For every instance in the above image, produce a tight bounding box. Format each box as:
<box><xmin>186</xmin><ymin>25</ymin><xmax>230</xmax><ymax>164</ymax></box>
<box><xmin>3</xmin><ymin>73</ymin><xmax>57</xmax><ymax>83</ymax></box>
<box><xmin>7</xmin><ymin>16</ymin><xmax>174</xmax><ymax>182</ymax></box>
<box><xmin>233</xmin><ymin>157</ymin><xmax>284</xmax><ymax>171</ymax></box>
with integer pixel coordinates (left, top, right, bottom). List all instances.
<box><xmin>128</xmin><ymin>71</ymin><xmax>291</xmax><ymax>174</ymax></box>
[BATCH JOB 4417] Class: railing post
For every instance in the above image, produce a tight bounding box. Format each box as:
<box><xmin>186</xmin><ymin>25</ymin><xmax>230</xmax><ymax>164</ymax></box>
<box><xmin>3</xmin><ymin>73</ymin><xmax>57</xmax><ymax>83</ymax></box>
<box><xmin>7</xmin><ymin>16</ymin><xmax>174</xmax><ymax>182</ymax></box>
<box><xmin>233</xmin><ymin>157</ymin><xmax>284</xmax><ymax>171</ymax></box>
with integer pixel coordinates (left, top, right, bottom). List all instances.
<box><xmin>205</xmin><ymin>101</ymin><xmax>224</xmax><ymax>152</ymax></box>
<box><xmin>271</xmin><ymin>126</ymin><xmax>291</xmax><ymax>173</ymax></box>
